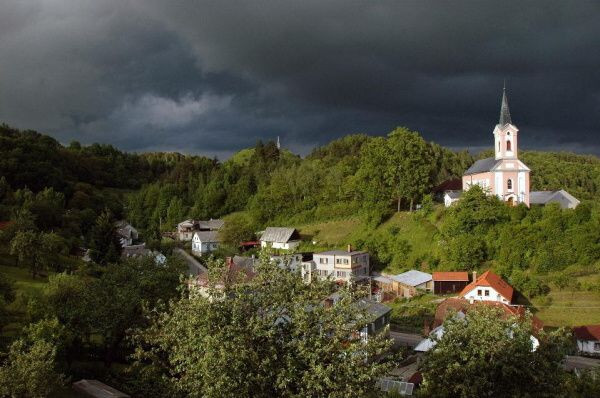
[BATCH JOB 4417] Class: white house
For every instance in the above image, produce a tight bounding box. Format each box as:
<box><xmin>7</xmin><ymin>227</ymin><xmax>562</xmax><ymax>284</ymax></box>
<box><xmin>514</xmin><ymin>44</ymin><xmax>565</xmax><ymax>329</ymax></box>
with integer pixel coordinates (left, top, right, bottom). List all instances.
<box><xmin>573</xmin><ymin>325</ymin><xmax>600</xmax><ymax>355</ymax></box>
<box><xmin>260</xmin><ymin>227</ymin><xmax>301</xmax><ymax>251</ymax></box>
<box><xmin>191</xmin><ymin>231</ymin><xmax>220</xmax><ymax>256</ymax></box>
<box><xmin>460</xmin><ymin>270</ymin><xmax>514</xmax><ymax>305</ymax></box>
<box><xmin>115</xmin><ymin>221</ymin><xmax>138</xmax><ymax>247</ymax></box>
<box><xmin>302</xmin><ymin>246</ymin><xmax>369</xmax><ymax>283</ymax></box>
<box><xmin>443</xmin><ymin>191</ymin><xmax>462</xmax><ymax>207</ymax></box>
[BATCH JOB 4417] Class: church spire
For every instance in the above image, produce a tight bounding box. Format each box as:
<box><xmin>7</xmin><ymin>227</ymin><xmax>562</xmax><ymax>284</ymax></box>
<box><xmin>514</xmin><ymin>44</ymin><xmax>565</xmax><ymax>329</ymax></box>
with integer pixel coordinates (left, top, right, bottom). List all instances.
<box><xmin>499</xmin><ymin>82</ymin><xmax>512</xmax><ymax>126</ymax></box>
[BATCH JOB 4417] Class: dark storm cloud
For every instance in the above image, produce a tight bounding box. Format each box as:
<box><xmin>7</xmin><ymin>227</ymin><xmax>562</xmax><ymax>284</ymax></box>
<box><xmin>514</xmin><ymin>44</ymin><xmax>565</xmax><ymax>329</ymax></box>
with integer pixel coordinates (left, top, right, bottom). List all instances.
<box><xmin>0</xmin><ymin>0</ymin><xmax>599</xmax><ymax>156</ymax></box>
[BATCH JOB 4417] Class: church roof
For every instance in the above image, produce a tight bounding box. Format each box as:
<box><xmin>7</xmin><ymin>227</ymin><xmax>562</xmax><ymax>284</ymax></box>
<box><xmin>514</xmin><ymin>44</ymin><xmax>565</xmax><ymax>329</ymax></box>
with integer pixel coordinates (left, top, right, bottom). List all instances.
<box><xmin>499</xmin><ymin>87</ymin><xmax>512</xmax><ymax>126</ymax></box>
<box><xmin>463</xmin><ymin>157</ymin><xmax>500</xmax><ymax>175</ymax></box>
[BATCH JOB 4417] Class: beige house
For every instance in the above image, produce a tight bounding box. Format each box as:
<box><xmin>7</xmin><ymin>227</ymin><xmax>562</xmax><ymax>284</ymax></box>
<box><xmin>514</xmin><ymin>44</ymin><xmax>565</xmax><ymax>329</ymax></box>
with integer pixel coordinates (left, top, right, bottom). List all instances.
<box><xmin>302</xmin><ymin>246</ymin><xmax>369</xmax><ymax>283</ymax></box>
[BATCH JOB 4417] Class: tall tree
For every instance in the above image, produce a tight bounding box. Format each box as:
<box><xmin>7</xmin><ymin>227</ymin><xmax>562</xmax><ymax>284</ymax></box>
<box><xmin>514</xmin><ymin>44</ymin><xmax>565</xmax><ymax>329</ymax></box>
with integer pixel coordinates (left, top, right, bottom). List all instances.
<box><xmin>385</xmin><ymin>128</ymin><xmax>435</xmax><ymax>211</ymax></box>
<box><xmin>88</xmin><ymin>209</ymin><xmax>122</xmax><ymax>265</ymax></box>
<box><xmin>132</xmin><ymin>256</ymin><xmax>398</xmax><ymax>398</ymax></box>
<box><xmin>420</xmin><ymin>306</ymin><xmax>571</xmax><ymax>398</ymax></box>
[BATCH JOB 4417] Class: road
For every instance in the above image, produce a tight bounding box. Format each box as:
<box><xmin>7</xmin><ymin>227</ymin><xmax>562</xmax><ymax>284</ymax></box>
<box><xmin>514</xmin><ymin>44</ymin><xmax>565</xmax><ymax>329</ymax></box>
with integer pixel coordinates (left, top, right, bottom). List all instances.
<box><xmin>564</xmin><ymin>355</ymin><xmax>600</xmax><ymax>371</ymax></box>
<box><xmin>390</xmin><ymin>331</ymin><xmax>424</xmax><ymax>348</ymax></box>
<box><xmin>174</xmin><ymin>248</ymin><xmax>208</xmax><ymax>276</ymax></box>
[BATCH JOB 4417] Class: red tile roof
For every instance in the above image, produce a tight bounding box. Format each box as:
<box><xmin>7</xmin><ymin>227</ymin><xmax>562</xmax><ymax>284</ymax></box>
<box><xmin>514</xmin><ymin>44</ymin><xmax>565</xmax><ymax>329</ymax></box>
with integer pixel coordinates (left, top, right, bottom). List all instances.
<box><xmin>573</xmin><ymin>325</ymin><xmax>600</xmax><ymax>341</ymax></box>
<box><xmin>432</xmin><ymin>297</ymin><xmax>543</xmax><ymax>333</ymax></box>
<box><xmin>433</xmin><ymin>271</ymin><xmax>469</xmax><ymax>282</ymax></box>
<box><xmin>459</xmin><ymin>270</ymin><xmax>514</xmax><ymax>302</ymax></box>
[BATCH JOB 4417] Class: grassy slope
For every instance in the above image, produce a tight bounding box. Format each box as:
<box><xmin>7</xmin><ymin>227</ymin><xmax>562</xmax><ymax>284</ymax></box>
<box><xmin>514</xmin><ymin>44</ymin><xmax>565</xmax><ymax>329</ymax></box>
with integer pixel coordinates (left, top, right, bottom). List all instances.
<box><xmin>297</xmin><ymin>211</ymin><xmax>440</xmax><ymax>272</ymax></box>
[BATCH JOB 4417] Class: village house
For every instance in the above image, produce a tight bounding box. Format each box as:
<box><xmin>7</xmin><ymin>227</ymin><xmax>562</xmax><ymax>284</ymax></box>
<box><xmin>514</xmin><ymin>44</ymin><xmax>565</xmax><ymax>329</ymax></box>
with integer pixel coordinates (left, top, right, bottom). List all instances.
<box><xmin>177</xmin><ymin>218</ymin><xmax>224</xmax><ymax>241</ymax></box>
<box><xmin>259</xmin><ymin>227</ymin><xmax>301</xmax><ymax>251</ymax></box>
<box><xmin>302</xmin><ymin>246</ymin><xmax>369</xmax><ymax>283</ymax></box>
<box><xmin>191</xmin><ymin>230</ymin><xmax>220</xmax><ymax>256</ymax></box>
<box><xmin>432</xmin><ymin>271</ymin><xmax>470</xmax><ymax>295</ymax></box>
<box><xmin>324</xmin><ymin>293</ymin><xmax>391</xmax><ymax>343</ymax></box>
<box><xmin>443</xmin><ymin>191</ymin><xmax>462</xmax><ymax>207</ymax></box>
<box><xmin>416</xmin><ymin>297</ymin><xmax>543</xmax><ymax>352</ymax></box>
<box><xmin>121</xmin><ymin>243</ymin><xmax>166</xmax><ymax>265</ymax></box>
<box><xmin>115</xmin><ymin>220</ymin><xmax>138</xmax><ymax>247</ymax></box>
<box><xmin>459</xmin><ymin>270</ymin><xmax>514</xmax><ymax>304</ymax></box>
<box><xmin>573</xmin><ymin>325</ymin><xmax>600</xmax><ymax>356</ymax></box>
<box><xmin>374</xmin><ymin>270</ymin><xmax>432</xmax><ymax>299</ymax></box>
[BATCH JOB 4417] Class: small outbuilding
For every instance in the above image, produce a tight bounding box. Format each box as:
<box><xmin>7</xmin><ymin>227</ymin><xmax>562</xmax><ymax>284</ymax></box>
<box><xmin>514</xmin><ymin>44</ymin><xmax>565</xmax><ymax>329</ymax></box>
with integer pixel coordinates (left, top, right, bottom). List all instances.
<box><xmin>375</xmin><ymin>270</ymin><xmax>432</xmax><ymax>299</ymax></box>
<box><xmin>530</xmin><ymin>190</ymin><xmax>580</xmax><ymax>209</ymax></box>
<box><xmin>433</xmin><ymin>271</ymin><xmax>470</xmax><ymax>294</ymax></box>
<box><xmin>260</xmin><ymin>227</ymin><xmax>301</xmax><ymax>251</ymax></box>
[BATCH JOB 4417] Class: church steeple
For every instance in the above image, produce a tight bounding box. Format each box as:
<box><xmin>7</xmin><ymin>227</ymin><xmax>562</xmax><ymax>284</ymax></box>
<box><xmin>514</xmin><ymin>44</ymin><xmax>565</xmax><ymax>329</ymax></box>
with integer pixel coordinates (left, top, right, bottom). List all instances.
<box><xmin>499</xmin><ymin>83</ymin><xmax>512</xmax><ymax>126</ymax></box>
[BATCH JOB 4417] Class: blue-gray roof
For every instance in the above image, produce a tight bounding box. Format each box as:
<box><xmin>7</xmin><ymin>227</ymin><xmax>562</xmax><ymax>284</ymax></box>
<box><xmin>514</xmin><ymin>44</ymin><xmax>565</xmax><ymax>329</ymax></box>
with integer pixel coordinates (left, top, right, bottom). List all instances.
<box><xmin>464</xmin><ymin>157</ymin><xmax>499</xmax><ymax>175</ymax></box>
<box><xmin>390</xmin><ymin>270</ymin><xmax>432</xmax><ymax>287</ymax></box>
<box><xmin>530</xmin><ymin>190</ymin><xmax>580</xmax><ymax>209</ymax></box>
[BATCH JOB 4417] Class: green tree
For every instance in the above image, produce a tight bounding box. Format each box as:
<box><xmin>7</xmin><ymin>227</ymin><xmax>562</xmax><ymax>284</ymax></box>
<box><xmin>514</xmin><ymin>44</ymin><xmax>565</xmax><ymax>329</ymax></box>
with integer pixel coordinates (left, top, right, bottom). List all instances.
<box><xmin>420</xmin><ymin>306</ymin><xmax>570</xmax><ymax>398</ymax></box>
<box><xmin>0</xmin><ymin>339</ymin><xmax>65</xmax><ymax>398</ymax></box>
<box><xmin>88</xmin><ymin>209</ymin><xmax>121</xmax><ymax>265</ymax></box>
<box><xmin>219</xmin><ymin>213</ymin><xmax>255</xmax><ymax>248</ymax></box>
<box><xmin>132</xmin><ymin>256</ymin><xmax>398</xmax><ymax>398</ymax></box>
<box><xmin>386</xmin><ymin>128</ymin><xmax>435</xmax><ymax>211</ymax></box>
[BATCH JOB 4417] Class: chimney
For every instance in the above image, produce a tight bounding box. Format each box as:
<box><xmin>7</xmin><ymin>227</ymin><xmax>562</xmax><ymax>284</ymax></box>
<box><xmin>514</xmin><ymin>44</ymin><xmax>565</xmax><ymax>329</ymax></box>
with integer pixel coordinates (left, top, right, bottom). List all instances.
<box><xmin>472</xmin><ymin>271</ymin><xmax>477</xmax><ymax>282</ymax></box>
<box><xmin>347</xmin><ymin>244</ymin><xmax>352</xmax><ymax>253</ymax></box>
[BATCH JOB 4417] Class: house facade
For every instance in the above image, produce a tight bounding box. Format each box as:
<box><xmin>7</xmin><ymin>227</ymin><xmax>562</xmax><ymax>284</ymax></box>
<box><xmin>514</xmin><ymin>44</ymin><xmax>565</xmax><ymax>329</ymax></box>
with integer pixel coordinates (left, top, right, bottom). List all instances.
<box><xmin>459</xmin><ymin>270</ymin><xmax>514</xmax><ymax>304</ymax></box>
<box><xmin>573</xmin><ymin>325</ymin><xmax>600</xmax><ymax>355</ymax></box>
<box><xmin>302</xmin><ymin>247</ymin><xmax>369</xmax><ymax>283</ymax></box>
<box><xmin>462</xmin><ymin>88</ymin><xmax>531</xmax><ymax>207</ymax></box>
<box><xmin>191</xmin><ymin>231</ymin><xmax>220</xmax><ymax>256</ymax></box>
<box><xmin>260</xmin><ymin>227</ymin><xmax>301</xmax><ymax>251</ymax></box>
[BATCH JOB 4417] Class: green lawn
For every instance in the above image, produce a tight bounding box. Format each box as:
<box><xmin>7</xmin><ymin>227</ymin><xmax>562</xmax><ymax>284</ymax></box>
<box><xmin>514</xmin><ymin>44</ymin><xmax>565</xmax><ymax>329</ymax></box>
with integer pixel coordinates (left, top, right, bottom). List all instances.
<box><xmin>532</xmin><ymin>290</ymin><xmax>600</xmax><ymax>327</ymax></box>
<box><xmin>297</xmin><ymin>217</ymin><xmax>363</xmax><ymax>248</ymax></box>
<box><xmin>0</xmin><ymin>264</ymin><xmax>48</xmax><ymax>296</ymax></box>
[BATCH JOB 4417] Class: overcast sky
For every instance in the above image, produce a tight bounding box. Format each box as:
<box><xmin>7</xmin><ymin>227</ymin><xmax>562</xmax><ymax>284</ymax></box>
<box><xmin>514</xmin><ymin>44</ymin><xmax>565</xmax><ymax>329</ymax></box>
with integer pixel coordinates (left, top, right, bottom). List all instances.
<box><xmin>1</xmin><ymin>1</ymin><xmax>599</xmax><ymax>158</ymax></box>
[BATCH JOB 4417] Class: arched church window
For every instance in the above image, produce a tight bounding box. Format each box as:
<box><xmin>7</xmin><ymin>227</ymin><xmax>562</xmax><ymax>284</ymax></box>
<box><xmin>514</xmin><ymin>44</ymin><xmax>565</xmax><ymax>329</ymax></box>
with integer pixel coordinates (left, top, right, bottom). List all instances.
<box><xmin>507</xmin><ymin>179</ymin><xmax>513</xmax><ymax>190</ymax></box>
<box><xmin>506</xmin><ymin>140</ymin><xmax>512</xmax><ymax>151</ymax></box>
<box><xmin>498</xmin><ymin>142</ymin><xmax>500</xmax><ymax>152</ymax></box>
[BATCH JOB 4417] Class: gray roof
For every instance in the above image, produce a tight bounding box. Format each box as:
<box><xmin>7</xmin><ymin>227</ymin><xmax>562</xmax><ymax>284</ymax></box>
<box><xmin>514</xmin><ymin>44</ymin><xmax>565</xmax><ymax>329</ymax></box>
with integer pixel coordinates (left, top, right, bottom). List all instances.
<box><xmin>464</xmin><ymin>157</ymin><xmax>499</xmax><ymax>175</ymax></box>
<box><xmin>232</xmin><ymin>255</ymin><xmax>256</xmax><ymax>269</ymax></box>
<box><xmin>198</xmin><ymin>219</ymin><xmax>224</xmax><ymax>230</ymax></box>
<box><xmin>390</xmin><ymin>270</ymin><xmax>432</xmax><ymax>287</ymax></box>
<box><xmin>316</xmin><ymin>249</ymin><xmax>367</xmax><ymax>256</ymax></box>
<box><xmin>360</xmin><ymin>299</ymin><xmax>391</xmax><ymax>319</ymax></box>
<box><xmin>445</xmin><ymin>190</ymin><xmax>463</xmax><ymax>199</ymax></box>
<box><xmin>499</xmin><ymin>87</ymin><xmax>512</xmax><ymax>126</ymax></box>
<box><xmin>194</xmin><ymin>230</ymin><xmax>220</xmax><ymax>242</ymax></box>
<box><xmin>260</xmin><ymin>227</ymin><xmax>299</xmax><ymax>243</ymax></box>
<box><xmin>530</xmin><ymin>190</ymin><xmax>580</xmax><ymax>209</ymax></box>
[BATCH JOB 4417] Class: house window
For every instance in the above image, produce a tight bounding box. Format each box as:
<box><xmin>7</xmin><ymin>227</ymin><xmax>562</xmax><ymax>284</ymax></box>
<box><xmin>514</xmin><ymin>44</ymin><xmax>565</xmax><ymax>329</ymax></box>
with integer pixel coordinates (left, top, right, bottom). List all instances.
<box><xmin>343</xmin><ymin>259</ymin><xmax>349</xmax><ymax>265</ymax></box>
<box><xmin>484</xmin><ymin>290</ymin><xmax>490</xmax><ymax>296</ymax></box>
<box><xmin>498</xmin><ymin>141</ymin><xmax>500</xmax><ymax>152</ymax></box>
<box><xmin>507</xmin><ymin>179</ymin><xmax>513</xmax><ymax>190</ymax></box>
<box><xmin>594</xmin><ymin>342</ymin><xmax>600</xmax><ymax>351</ymax></box>
<box><xmin>506</xmin><ymin>140</ymin><xmax>512</xmax><ymax>151</ymax></box>
<box><xmin>320</xmin><ymin>258</ymin><xmax>327</xmax><ymax>264</ymax></box>
<box><xmin>477</xmin><ymin>289</ymin><xmax>482</xmax><ymax>296</ymax></box>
